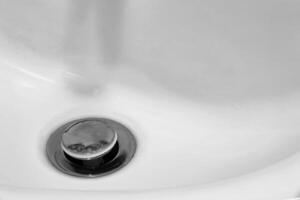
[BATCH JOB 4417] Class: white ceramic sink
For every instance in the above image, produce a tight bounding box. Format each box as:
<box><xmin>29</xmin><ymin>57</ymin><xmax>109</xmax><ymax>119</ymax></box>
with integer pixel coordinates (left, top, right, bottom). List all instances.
<box><xmin>0</xmin><ymin>0</ymin><xmax>300</xmax><ymax>199</ymax></box>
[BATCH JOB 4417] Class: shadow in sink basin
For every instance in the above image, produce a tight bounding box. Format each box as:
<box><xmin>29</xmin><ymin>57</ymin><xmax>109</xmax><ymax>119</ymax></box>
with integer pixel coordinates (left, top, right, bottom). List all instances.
<box><xmin>121</xmin><ymin>0</ymin><xmax>300</xmax><ymax>104</ymax></box>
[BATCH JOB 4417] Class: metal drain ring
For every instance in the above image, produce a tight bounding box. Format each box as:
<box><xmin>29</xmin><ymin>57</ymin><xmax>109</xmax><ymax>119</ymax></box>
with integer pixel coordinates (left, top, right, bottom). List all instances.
<box><xmin>46</xmin><ymin>118</ymin><xmax>137</xmax><ymax>178</ymax></box>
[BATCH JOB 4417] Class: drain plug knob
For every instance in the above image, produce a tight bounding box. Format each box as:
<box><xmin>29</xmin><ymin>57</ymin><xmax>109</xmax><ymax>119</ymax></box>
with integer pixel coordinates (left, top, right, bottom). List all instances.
<box><xmin>61</xmin><ymin>120</ymin><xmax>118</xmax><ymax>160</ymax></box>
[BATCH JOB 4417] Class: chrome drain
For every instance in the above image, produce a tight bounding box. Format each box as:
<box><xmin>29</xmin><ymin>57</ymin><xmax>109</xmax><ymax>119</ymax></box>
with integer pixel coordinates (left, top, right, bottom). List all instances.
<box><xmin>46</xmin><ymin>118</ymin><xmax>137</xmax><ymax>177</ymax></box>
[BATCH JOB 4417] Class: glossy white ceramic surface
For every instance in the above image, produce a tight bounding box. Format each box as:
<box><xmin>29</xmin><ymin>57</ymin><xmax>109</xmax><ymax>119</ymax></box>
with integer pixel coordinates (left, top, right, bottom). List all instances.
<box><xmin>0</xmin><ymin>0</ymin><xmax>300</xmax><ymax>199</ymax></box>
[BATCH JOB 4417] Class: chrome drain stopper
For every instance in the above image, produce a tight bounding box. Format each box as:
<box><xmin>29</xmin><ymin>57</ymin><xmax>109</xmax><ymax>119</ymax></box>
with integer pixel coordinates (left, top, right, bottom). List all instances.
<box><xmin>46</xmin><ymin>118</ymin><xmax>137</xmax><ymax>177</ymax></box>
<box><xmin>61</xmin><ymin>120</ymin><xmax>118</xmax><ymax>160</ymax></box>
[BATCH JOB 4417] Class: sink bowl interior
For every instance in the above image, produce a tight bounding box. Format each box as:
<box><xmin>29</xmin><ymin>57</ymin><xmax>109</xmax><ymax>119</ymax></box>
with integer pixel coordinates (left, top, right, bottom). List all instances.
<box><xmin>0</xmin><ymin>0</ymin><xmax>299</xmax><ymax>192</ymax></box>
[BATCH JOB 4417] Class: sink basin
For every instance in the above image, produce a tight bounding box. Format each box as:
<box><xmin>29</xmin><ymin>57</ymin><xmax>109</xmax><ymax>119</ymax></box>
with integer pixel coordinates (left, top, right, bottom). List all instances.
<box><xmin>0</xmin><ymin>0</ymin><xmax>300</xmax><ymax>199</ymax></box>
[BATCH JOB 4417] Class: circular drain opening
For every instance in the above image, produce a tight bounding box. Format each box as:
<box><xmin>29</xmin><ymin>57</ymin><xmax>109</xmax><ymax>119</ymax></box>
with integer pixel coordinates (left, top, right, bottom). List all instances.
<box><xmin>46</xmin><ymin>118</ymin><xmax>137</xmax><ymax>178</ymax></box>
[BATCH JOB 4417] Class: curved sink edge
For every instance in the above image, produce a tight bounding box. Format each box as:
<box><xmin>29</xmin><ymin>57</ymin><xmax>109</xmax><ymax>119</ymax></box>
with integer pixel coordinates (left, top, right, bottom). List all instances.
<box><xmin>1</xmin><ymin>150</ymin><xmax>300</xmax><ymax>200</ymax></box>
